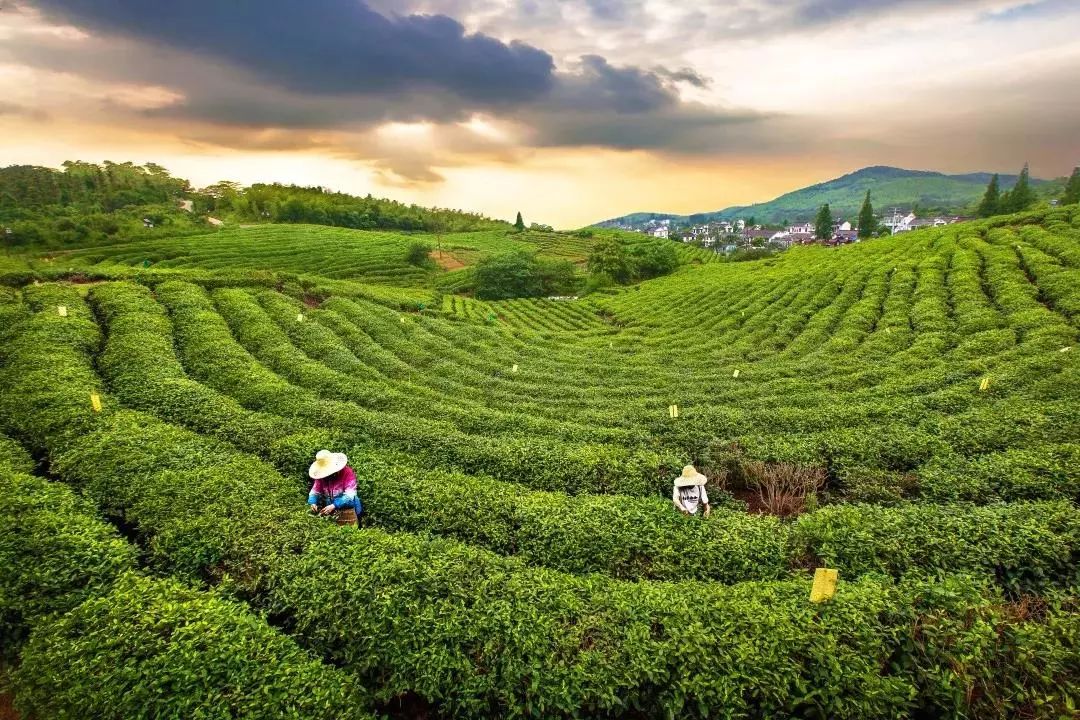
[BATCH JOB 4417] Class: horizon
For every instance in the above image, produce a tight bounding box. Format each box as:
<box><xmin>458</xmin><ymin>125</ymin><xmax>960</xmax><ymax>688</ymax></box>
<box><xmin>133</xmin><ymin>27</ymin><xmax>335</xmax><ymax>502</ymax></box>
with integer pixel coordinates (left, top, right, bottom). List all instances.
<box><xmin>2</xmin><ymin>1</ymin><xmax>1079</xmax><ymax>227</ymax></box>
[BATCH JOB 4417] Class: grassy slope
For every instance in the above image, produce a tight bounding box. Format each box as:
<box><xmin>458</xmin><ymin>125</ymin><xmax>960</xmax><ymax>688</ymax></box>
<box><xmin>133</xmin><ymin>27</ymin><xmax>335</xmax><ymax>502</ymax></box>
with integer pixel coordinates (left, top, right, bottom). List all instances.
<box><xmin>6</xmin><ymin>223</ymin><xmax>714</xmax><ymax>291</ymax></box>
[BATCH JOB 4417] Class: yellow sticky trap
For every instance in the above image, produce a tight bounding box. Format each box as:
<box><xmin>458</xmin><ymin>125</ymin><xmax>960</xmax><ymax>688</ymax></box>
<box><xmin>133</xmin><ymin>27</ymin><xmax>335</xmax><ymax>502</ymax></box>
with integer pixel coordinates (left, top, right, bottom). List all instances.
<box><xmin>296</xmin><ymin>313</ymin><xmax>304</xmax><ymax>322</ymax></box>
<box><xmin>57</xmin><ymin>305</ymin><xmax>68</xmax><ymax>317</ymax></box>
<box><xmin>979</xmin><ymin>377</ymin><xmax>991</xmax><ymax>392</ymax></box>
<box><xmin>89</xmin><ymin>393</ymin><xmax>102</xmax><ymax>412</ymax></box>
<box><xmin>1061</xmin><ymin>347</ymin><xmax>1072</xmax><ymax>353</ymax></box>
<box><xmin>732</xmin><ymin>369</ymin><xmax>740</xmax><ymax>378</ymax></box>
<box><xmin>512</xmin><ymin>364</ymin><xmax>519</xmax><ymax>373</ymax></box>
<box><xmin>668</xmin><ymin>404</ymin><xmax>679</xmax><ymax>419</ymax></box>
<box><xmin>399</xmin><ymin>316</ymin><xmax>405</xmax><ymax>324</ymax></box>
<box><xmin>810</xmin><ymin>568</ymin><xmax>838</xmax><ymax>603</ymax></box>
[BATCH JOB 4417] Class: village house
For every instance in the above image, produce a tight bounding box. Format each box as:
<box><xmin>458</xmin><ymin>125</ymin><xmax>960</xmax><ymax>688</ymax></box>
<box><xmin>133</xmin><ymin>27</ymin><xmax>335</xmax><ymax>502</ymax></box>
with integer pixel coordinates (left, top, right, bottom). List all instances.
<box><xmin>880</xmin><ymin>211</ymin><xmax>917</xmax><ymax>233</ymax></box>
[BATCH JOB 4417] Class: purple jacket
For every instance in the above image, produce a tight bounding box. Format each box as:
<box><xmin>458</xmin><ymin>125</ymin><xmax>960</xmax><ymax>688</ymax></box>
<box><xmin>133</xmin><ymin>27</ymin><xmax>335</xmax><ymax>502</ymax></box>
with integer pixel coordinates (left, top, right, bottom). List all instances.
<box><xmin>307</xmin><ymin>466</ymin><xmax>360</xmax><ymax>511</ymax></box>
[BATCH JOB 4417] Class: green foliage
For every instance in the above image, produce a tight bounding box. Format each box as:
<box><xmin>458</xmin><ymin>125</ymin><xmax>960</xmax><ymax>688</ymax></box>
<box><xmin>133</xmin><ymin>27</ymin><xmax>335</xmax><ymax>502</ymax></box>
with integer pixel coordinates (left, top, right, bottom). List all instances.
<box><xmin>977</xmin><ymin>173</ymin><xmax>1001</xmax><ymax>217</ymax></box>
<box><xmin>405</xmin><ymin>240</ymin><xmax>433</xmax><ymax>266</ymax></box>
<box><xmin>815</xmin><ymin>203</ymin><xmax>834</xmax><ymax>240</ymax></box>
<box><xmin>514</xmin><ymin>211</ymin><xmax>526</xmax><ymax>231</ymax></box>
<box><xmin>474</xmin><ymin>251</ymin><xmax>544</xmax><ymax>299</ymax></box>
<box><xmin>587</xmin><ymin>236</ymin><xmax>631</xmax><ymax>283</ymax></box>
<box><xmin>857</xmin><ymin>190</ymin><xmax>876</xmax><ymax>238</ymax></box>
<box><xmin>472</xmin><ymin>251</ymin><xmax>580</xmax><ymax>300</ymax></box>
<box><xmin>210</xmin><ymin>182</ymin><xmax>504</xmax><ymax>233</ymax></box>
<box><xmin>1001</xmin><ymin>163</ymin><xmax>1036</xmax><ymax>214</ymax></box>
<box><xmin>628</xmin><ymin>240</ymin><xmax>678</xmax><ymax>279</ymax></box>
<box><xmin>1061</xmin><ymin>166</ymin><xmax>1080</xmax><ymax>206</ymax></box>
<box><xmin>0</xmin><ymin>450</ymin><xmax>136</xmax><ymax>652</ymax></box>
<box><xmin>13</xmin><ymin>575</ymin><xmax>371</xmax><ymax>720</ymax></box>
<box><xmin>3</xmin><ymin>205</ymin><xmax>1080</xmax><ymax>719</ymax></box>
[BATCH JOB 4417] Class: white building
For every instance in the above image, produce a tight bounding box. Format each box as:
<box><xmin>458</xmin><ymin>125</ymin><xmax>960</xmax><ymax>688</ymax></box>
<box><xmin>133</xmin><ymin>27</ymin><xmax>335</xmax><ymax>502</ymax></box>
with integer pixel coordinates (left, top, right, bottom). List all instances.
<box><xmin>881</xmin><ymin>211</ymin><xmax>917</xmax><ymax>233</ymax></box>
<box><xmin>651</xmin><ymin>226</ymin><xmax>670</xmax><ymax>239</ymax></box>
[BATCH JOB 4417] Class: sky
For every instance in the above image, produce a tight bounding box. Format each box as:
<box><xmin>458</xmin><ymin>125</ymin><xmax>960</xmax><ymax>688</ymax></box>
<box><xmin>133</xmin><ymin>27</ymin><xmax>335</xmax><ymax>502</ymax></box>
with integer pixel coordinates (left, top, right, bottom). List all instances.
<box><xmin>1</xmin><ymin>0</ymin><xmax>1079</xmax><ymax>228</ymax></box>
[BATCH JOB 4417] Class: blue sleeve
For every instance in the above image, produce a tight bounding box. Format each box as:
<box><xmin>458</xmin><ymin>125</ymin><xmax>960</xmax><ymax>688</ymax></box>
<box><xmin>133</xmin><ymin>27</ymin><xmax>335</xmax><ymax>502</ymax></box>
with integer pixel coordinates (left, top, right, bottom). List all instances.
<box><xmin>307</xmin><ymin>490</ymin><xmax>318</xmax><ymax>505</ymax></box>
<box><xmin>332</xmin><ymin>495</ymin><xmax>361</xmax><ymax>511</ymax></box>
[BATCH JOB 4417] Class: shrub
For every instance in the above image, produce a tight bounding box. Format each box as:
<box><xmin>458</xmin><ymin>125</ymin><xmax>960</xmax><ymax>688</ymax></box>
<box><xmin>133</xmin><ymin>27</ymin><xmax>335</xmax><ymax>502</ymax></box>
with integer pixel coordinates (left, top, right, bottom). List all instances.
<box><xmin>13</xmin><ymin>575</ymin><xmax>371</xmax><ymax>720</ymax></box>
<box><xmin>404</xmin><ymin>240</ymin><xmax>433</xmax><ymax>266</ymax></box>
<box><xmin>474</xmin><ymin>251</ymin><xmax>544</xmax><ymax>300</ymax></box>
<box><xmin>746</xmin><ymin>460</ymin><xmax>828</xmax><ymax>517</ymax></box>
<box><xmin>0</xmin><ymin>453</ymin><xmax>137</xmax><ymax>653</ymax></box>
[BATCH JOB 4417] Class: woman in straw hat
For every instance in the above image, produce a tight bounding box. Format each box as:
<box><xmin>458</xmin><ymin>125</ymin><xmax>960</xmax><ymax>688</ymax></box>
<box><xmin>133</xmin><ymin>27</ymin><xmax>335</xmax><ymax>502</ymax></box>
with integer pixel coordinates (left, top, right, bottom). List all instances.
<box><xmin>673</xmin><ymin>465</ymin><xmax>711</xmax><ymax>517</ymax></box>
<box><xmin>307</xmin><ymin>449</ymin><xmax>362</xmax><ymax>524</ymax></box>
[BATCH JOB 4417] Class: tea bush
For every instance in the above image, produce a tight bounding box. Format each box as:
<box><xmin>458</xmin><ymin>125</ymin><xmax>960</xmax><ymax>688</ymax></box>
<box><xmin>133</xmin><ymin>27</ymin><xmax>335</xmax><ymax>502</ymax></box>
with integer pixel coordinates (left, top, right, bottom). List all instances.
<box><xmin>13</xmin><ymin>575</ymin><xmax>372</xmax><ymax>720</ymax></box>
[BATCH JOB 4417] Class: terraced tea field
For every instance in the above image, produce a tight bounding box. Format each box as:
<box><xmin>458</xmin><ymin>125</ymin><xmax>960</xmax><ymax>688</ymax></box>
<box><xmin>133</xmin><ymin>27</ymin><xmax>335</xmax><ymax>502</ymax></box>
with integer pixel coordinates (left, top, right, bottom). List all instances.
<box><xmin>2</xmin><ymin>206</ymin><xmax>1079</xmax><ymax>718</ymax></box>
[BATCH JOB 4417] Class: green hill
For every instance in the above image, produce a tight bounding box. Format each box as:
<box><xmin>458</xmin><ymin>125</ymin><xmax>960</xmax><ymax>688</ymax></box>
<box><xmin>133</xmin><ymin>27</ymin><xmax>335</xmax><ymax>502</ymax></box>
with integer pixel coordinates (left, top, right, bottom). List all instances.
<box><xmin>2</xmin><ymin>204</ymin><xmax>1079</xmax><ymax>718</ymax></box>
<box><xmin>597</xmin><ymin>165</ymin><xmax>1059</xmax><ymax>226</ymax></box>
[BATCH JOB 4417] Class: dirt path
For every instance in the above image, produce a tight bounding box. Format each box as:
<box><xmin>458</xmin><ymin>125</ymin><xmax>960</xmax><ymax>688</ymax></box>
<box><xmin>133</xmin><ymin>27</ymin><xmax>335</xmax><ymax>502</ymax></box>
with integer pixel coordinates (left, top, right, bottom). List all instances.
<box><xmin>431</xmin><ymin>251</ymin><xmax>466</xmax><ymax>271</ymax></box>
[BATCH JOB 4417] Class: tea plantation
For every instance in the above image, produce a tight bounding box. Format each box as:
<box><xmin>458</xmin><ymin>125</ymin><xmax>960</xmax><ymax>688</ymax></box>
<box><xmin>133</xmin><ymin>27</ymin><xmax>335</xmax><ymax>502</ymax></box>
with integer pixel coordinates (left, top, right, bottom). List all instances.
<box><xmin>1</xmin><ymin>206</ymin><xmax>1078</xmax><ymax>718</ymax></box>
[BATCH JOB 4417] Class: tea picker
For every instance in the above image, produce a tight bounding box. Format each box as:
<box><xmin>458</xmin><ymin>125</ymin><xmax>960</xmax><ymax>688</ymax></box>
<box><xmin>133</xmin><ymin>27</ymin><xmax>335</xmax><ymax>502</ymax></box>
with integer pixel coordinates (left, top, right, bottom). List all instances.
<box><xmin>673</xmin><ymin>465</ymin><xmax>711</xmax><ymax>517</ymax></box>
<box><xmin>307</xmin><ymin>450</ymin><xmax>362</xmax><ymax>527</ymax></box>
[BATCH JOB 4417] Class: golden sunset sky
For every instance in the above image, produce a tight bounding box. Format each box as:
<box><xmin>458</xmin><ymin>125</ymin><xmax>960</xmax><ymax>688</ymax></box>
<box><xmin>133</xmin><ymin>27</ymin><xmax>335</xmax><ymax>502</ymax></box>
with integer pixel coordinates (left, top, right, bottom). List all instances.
<box><xmin>2</xmin><ymin>0</ymin><xmax>1078</xmax><ymax>227</ymax></box>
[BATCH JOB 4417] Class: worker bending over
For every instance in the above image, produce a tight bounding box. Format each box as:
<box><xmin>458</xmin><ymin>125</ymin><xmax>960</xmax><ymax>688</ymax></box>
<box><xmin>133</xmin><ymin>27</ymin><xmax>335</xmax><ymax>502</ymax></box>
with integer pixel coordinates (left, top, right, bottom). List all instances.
<box><xmin>673</xmin><ymin>464</ymin><xmax>711</xmax><ymax>517</ymax></box>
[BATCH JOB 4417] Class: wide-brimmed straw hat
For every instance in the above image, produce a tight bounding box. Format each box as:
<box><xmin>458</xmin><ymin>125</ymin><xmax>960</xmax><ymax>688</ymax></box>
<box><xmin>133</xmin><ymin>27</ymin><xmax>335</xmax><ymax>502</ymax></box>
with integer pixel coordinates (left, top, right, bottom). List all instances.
<box><xmin>309</xmin><ymin>449</ymin><xmax>348</xmax><ymax>480</ymax></box>
<box><xmin>674</xmin><ymin>464</ymin><xmax>707</xmax><ymax>488</ymax></box>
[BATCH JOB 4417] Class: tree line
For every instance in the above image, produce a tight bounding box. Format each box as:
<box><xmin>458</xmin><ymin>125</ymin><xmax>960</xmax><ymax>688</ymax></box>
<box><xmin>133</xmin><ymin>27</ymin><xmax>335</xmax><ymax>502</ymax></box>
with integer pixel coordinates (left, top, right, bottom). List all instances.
<box><xmin>1</xmin><ymin>161</ymin><xmax>509</xmax><ymax>249</ymax></box>
<box><xmin>200</xmin><ymin>182</ymin><xmax>505</xmax><ymax>233</ymax></box>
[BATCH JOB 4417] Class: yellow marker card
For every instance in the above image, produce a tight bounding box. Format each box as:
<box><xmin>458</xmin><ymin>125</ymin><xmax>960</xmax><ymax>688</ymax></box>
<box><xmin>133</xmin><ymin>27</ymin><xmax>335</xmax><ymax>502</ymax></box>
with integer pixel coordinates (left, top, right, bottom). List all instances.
<box><xmin>668</xmin><ymin>404</ymin><xmax>679</xmax><ymax>419</ymax></box>
<box><xmin>732</xmin><ymin>369</ymin><xmax>740</xmax><ymax>378</ymax></box>
<box><xmin>1061</xmin><ymin>347</ymin><xmax>1072</xmax><ymax>353</ymax></box>
<box><xmin>979</xmin><ymin>377</ymin><xmax>991</xmax><ymax>392</ymax></box>
<box><xmin>810</xmin><ymin>568</ymin><xmax>838</xmax><ymax>603</ymax></box>
<box><xmin>57</xmin><ymin>305</ymin><xmax>68</xmax><ymax>317</ymax></box>
<box><xmin>90</xmin><ymin>393</ymin><xmax>102</xmax><ymax>412</ymax></box>
<box><xmin>296</xmin><ymin>313</ymin><xmax>305</xmax><ymax>322</ymax></box>
<box><xmin>512</xmin><ymin>364</ymin><xmax>519</xmax><ymax>373</ymax></box>
<box><xmin>399</xmin><ymin>316</ymin><xmax>405</xmax><ymax>323</ymax></box>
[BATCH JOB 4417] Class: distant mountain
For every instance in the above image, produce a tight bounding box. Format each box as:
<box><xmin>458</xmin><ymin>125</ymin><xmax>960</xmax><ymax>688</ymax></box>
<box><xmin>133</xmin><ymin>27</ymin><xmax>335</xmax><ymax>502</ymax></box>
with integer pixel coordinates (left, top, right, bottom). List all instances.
<box><xmin>594</xmin><ymin>166</ymin><xmax>1053</xmax><ymax>227</ymax></box>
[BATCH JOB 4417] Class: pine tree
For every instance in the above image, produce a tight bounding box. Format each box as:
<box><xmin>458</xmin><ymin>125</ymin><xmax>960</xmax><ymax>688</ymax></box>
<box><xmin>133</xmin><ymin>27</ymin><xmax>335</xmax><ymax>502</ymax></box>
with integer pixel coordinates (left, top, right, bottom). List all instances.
<box><xmin>814</xmin><ymin>203</ymin><xmax>833</xmax><ymax>241</ymax></box>
<box><xmin>977</xmin><ymin>174</ymin><xmax>1000</xmax><ymax>218</ymax></box>
<box><xmin>857</xmin><ymin>191</ymin><xmax>876</xmax><ymax>238</ymax></box>
<box><xmin>1062</xmin><ymin>167</ymin><xmax>1080</xmax><ymax>206</ymax></box>
<box><xmin>514</xmin><ymin>212</ymin><xmax>525</xmax><ymax>232</ymax></box>
<box><xmin>1004</xmin><ymin>163</ymin><xmax>1035</xmax><ymax>213</ymax></box>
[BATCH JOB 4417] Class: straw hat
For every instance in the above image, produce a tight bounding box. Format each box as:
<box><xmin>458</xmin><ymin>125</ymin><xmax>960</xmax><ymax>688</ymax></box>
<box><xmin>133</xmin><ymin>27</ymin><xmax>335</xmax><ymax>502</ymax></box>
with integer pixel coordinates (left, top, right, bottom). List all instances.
<box><xmin>309</xmin><ymin>449</ymin><xmax>348</xmax><ymax>480</ymax></box>
<box><xmin>674</xmin><ymin>464</ymin><xmax>707</xmax><ymax>488</ymax></box>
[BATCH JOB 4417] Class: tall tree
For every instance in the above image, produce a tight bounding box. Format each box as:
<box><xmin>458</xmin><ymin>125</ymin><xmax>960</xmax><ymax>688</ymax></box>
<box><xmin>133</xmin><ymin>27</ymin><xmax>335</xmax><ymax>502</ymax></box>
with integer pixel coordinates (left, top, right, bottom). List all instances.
<box><xmin>1004</xmin><ymin>163</ymin><xmax>1035</xmax><ymax>213</ymax></box>
<box><xmin>857</xmin><ymin>191</ymin><xmax>876</xmax><ymax>238</ymax></box>
<box><xmin>1062</xmin><ymin>166</ymin><xmax>1080</xmax><ymax>206</ymax></box>
<box><xmin>514</xmin><ymin>211</ymin><xmax>525</xmax><ymax>232</ymax></box>
<box><xmin>587</xmin><ymin>237</ymin><xmax>631</xmax><ymax>283</ymax></box>
<box><xmin>814</xmin><ymin>203</ymin><xmax>833</xmax><ymax>241</ymax></box>
<box><xmin>976</xmin><ymin>174</ymin><xmax>1000</xmax><ymax>218</ymax></box>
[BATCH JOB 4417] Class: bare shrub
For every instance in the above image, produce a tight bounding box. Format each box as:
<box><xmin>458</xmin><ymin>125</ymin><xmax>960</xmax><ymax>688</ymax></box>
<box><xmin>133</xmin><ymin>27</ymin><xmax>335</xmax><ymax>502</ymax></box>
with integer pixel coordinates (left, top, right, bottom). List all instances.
<box><xmin>745</xmin><ymin>461</ymin><xmax>827</xmax><ymax>517</ymax></box>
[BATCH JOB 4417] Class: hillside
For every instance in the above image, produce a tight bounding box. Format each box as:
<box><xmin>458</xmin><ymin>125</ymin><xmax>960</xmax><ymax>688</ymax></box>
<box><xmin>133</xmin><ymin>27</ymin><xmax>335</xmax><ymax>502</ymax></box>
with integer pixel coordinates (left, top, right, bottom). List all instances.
<box><xmin>596</xmin><ymin>165</ymin><xmax>1057</xmax><ymax>226</ymax></box>
<box><xmin>2</xmin><ymin>204</ymin><xmax>1079</xmax><ymax>717</ymax></box>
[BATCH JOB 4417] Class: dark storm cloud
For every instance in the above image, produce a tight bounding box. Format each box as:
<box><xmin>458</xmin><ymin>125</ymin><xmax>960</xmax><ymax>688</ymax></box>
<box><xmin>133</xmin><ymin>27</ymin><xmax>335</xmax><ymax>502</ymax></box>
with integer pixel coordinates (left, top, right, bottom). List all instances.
<box><xmin>27</xmin><ymin>0</ymin><xmax>555</xmax><ymax>104</ymax></box>
<box><xmin>553</xmin><ymin>56</ymin><xmax>677</xmax><ymax>114</ymax></box>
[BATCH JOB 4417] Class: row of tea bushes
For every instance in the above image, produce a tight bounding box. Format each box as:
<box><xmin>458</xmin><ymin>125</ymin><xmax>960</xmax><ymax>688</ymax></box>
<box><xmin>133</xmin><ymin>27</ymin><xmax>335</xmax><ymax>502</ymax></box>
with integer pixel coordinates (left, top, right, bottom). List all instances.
<box><xmin>5</xmin><ymin>289</ymin><xmax>1080</xmax><ymax>720</ymax></box>
<box><xmin>155</xmin><ymin>280</ymin><xmax>677</xmax><ymax>495</ymax></box>
<box><xmin>88</xmin><ymin>281</ymin><xmax>1080</xmax><ymax>587</ymax></box>
<box><xmin>0</xmin><ymin>434</ymin><xmax>370</xmax><ymax>719</ymax></box>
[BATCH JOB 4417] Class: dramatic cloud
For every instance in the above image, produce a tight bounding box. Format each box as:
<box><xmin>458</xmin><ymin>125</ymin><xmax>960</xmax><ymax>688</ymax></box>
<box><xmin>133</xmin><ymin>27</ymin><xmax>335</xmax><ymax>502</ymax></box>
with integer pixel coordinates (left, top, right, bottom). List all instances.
<box><xmin>2</xmin><ymin>0</ymin><xmax>1078</xmax><ymax>225</ymax></box>
<box><xmin>26</xmin><ymin>0</ymin><xmax>556</xmax><ymax>104</ymax></box>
